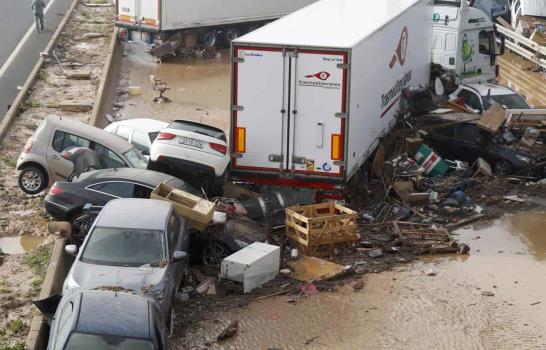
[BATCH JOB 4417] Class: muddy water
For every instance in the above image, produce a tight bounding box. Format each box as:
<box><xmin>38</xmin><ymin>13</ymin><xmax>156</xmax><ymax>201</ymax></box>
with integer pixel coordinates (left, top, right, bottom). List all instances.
<box><xmin>0</xmin><ymin>235</ymin><xmax>45</xmax><ymax>255</ymax></box>
<box><xmin>120</xmin><ymin>41</ymin><xmax>230</xmax><ymax>131</ymax></box>
<box><xmin>212</xmin><ymin>212</ymin><xmax>546</xmax><ymax>350</ymax></box>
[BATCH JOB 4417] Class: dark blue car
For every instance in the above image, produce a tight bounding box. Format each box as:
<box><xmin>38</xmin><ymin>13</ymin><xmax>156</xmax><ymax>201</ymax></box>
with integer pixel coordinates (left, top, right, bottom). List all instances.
<box><xmin>47</xmin><ymin>290</ymin><xmax>167</xmax><ymax>350</ymax></box>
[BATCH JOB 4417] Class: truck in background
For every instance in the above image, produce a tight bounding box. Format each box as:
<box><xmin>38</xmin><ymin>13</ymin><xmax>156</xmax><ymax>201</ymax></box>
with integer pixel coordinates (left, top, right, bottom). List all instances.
<box><xmin>115</xmin><ymin>0</ymin><xmax>318</xmax><ymax>48</ymax></box>
<box><xmin>230</xmin><ymin>0</ymin><xmax>432</xmax><ymax>194</ymax></box>
<box><xmin>432</xmin><ymin>0</ymin><xmax>504</xmax><ymax>84</ymax></box>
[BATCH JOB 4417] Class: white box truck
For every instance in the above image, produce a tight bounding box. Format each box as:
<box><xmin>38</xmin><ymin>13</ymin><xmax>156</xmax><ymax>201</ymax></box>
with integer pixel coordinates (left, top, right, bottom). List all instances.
<box><xmin>116</xmin><ymin>0</ymin><xmax>318</xmax><ymax>47</ymax></box>
<box><xmin>230</xmin><ymin>0</ymin><xmax>432</xmax><ymax>193</ymax></box>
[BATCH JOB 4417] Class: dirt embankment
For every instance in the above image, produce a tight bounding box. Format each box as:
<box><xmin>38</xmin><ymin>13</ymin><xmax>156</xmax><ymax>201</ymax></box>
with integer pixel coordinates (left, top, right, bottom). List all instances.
<box><xmin>0</xmin><ymin>2</ymin><xmax>114</xmax><ymax>348</ymax></box>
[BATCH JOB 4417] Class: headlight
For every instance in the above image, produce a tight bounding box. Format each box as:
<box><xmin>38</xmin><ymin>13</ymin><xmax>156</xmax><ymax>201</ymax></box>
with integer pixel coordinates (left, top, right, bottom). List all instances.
<box><xmin>64</xmin><ymin>275</ymin><xmax>80</xmax><ymax>291</ymax></box>
<box><xmin>516</xmin><ymin>155</ymin><xmax>531</xmax><ymax>163</ymax></box>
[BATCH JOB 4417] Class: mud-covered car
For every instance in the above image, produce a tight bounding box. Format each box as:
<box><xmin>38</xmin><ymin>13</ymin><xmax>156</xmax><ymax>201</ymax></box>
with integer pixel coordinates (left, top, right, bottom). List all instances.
<box><xmin>423</xmin><ymin>121</ymin><xmax>546</xmax><ymax>176</ymax></box>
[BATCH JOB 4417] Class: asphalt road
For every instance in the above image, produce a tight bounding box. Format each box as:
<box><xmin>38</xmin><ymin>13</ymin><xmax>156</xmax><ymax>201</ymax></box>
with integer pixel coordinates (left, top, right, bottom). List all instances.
<box><xmin>0</xmin><ymin>0</ymin><xmax>75</xmax><ymax>120</ymax></box>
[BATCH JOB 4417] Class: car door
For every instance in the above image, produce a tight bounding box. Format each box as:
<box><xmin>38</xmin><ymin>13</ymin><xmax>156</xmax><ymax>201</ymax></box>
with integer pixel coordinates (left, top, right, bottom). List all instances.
<box><xmin>92</xmin><ymin>143</ymin><xmax>128</xmax><ymax>169</ymax></box>
<box><xmin>166</xmin><ymin>213</ymin><xmax>186</xmax><ymax>295</ymax></box>
<box><xmin>453</xmin><ymin>124</ymin><xmax>486</xmax><ymax>163</ymax></box>
<box><xmin>428</xmin><ymin>125</ymin><xmax>459</xmax><ymax>159</ymax></box>
<box><xmin>85</xmin><ymin>181</ymin><xmax>135</xmax><ymax>199</ymax></box>
<box><xmin>48</xmin><ymin>130</ymin><xmax>92</xmax><ymax>181</ymax></box>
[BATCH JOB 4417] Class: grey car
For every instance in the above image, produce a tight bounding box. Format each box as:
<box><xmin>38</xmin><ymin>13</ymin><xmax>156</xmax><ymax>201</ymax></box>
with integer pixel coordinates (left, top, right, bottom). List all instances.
<box><xmin>16</xmin><ymin>115</ymin><xmax>148</xmax><ymax>195</ymax></box>
<box><xmin>63</xmin><ymin>198</ymin><xmax>189</xmax><ymax>333</ymax></box>
<box><xmin>47</xmin><ymin>289</ymin><xmax>168</xmax><ymax>350</ymax></box>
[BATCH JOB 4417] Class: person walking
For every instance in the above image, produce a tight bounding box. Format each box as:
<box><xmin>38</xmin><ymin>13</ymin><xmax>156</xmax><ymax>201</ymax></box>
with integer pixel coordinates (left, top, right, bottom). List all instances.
<box><xmin>32</xmin><ymin>0</ymin><xmax>46</xmax><ymax>33</ymax></box>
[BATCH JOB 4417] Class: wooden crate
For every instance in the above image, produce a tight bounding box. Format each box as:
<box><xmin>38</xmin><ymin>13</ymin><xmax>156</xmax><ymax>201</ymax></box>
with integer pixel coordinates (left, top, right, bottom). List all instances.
<box><xmin>285</xmin><ymin>203</ymin><xmax>359</xmax><ymax>257</ymax></box>
<box><xmin>151</xmin><ymin>183</ymin><xmax>214</xmax><ymax>231</ymax></box>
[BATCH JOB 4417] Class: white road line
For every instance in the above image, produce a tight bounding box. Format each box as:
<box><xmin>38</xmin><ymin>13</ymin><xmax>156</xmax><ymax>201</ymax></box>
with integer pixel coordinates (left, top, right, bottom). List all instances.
<box><xmin>0</xmin><ymin>0</ymin><xmax>60</xmax><ymax>79</ymax></box>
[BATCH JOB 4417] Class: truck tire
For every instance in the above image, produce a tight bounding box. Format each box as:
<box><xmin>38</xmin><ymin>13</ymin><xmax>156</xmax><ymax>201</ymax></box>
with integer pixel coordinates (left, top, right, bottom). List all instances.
<box><xmin>223</xmin><ymin>28</ymin><xmax>239</xmax><ymax>43</ymax></box>
<box><xmin>201</xmin><ymin>30</ymin><xmax>216</xmax><ymax>47</ymax></box>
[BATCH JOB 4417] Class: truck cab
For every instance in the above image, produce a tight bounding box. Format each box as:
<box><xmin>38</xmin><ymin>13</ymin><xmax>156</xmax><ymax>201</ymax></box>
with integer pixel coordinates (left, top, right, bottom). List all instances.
<box><xmin>432</xmin><ymin>0</ymin><xmax>501</xmax><ymax>83</ymax></box>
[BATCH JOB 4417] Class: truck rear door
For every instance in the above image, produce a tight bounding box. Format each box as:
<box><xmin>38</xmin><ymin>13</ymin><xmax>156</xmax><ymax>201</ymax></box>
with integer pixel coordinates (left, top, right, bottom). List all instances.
<box><xmin>232</xmin><ymin>47</ymin><xmax>347</xmax><ymax>179</ymax></box>
<box><xmin>139</xmin><ymin>0</ymin><xmax>160</xmax><ymax>28</ymax></box>
<box><xmin>117</xmin><ymin>0</ymin><xmax>137</xmax><ymax>24</ymax></box>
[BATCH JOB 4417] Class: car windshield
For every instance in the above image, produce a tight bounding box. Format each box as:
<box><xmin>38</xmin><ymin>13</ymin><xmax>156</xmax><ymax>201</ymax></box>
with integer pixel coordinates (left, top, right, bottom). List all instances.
<box><xmin>168</xmin><ymin>120</ymin><xmax>226</xmax><ymax>142</ymax></box>
<box><xmin>81</xmin><ymin>227</ymin><xmax>166</xmax><ymax>267</ymax></box>
<box><xmin>124</xmin><ymin>148</ymin><xmax>148</xmax><ymax>169</ymax></box>
<box><xmin>488</xmin><ymin>94</ymin><xmax>530</xmax><ymax>109</ymax></box>
<box><xmin>64</xmin><ymin>332</ymin><xmax>154</xmax><ymax>350</ymax></box>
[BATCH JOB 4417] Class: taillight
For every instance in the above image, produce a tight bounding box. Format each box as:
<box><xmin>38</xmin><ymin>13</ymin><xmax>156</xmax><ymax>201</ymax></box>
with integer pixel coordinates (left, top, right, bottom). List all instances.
<box><xmin>49</xmin><ymin>185</ymin><xmax>64</xmax><ymax>195</ymax></box>
<box><xmin>23</xmin><ymin>138</ymin><xmax>33</xmax><ymax>154</ymax></box>
<box><xmin>157</xmin><ymin>132</ymin><xmax>176</xmax><ymax>140</ymax></box>
<box><xmin>210</xmin><ymin>142</ymin><xmax>227</xmax><ymax>155</ymax></box>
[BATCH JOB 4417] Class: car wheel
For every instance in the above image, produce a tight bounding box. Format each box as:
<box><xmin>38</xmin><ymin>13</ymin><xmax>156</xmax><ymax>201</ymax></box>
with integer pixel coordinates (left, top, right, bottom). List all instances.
<box><xmin>494</xmin><ymin>160</ymin><xmax>512</xmax><ymax>176</ymax></box>
<box><xmin>18</xmin><ymin>166</ymin><xmax>47</xmax><ymax>195</ymax></box>
<box><xmin>202</xmin><ymin>241</ymin><xmax>231</xmax><ymax>266</ymax></box>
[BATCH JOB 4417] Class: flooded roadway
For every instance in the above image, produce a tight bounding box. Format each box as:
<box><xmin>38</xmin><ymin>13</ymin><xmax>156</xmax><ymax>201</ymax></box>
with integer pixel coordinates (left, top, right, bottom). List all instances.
<box><xmin>187</xmin><ymin>212</ymin><xmax>546</xmax><ymax>350</ymax></box>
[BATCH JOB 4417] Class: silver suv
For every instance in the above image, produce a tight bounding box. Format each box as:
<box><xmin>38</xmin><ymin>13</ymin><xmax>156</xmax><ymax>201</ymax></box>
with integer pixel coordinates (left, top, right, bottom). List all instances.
<box><xmin>17</xmin><ymin>115</ymin><xmax>148</xmax><ymax>194</ymax></box>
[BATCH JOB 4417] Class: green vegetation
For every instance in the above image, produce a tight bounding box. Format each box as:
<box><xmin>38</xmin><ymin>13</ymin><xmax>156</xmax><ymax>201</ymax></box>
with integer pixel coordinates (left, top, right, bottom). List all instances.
<box><xmin>6</xmin><ymin>320</ymin><xmax>23</xmax><ymax>335</ymax></box>
<box><xmin>0</xmin><ymin>156</ymin><xmax>17</xmax><ymax>168</ymax></box>
<box><xmin>0</xmin><ymin>279</ymin><xmax>8</xmax><ymax>294</ymax></box>
<box><xmin>36</xmin><ymin>70</ymin><xmax>48</xmax><ymax>82</ymax></box>
<box><xmin>23</xmin><ymin>246</ymin><xmax>51</xmax><ymax>276</ymax></box>
<box><xmin>29</xmin><ymin>278</ymin><xmax>43</xmax><ymax>298</ymax></box>
<box><xmin>24</xmin><ymin>100</ymin><xmax>42</xmax><ymax>109</ymax></box>
<box><xmin>0</xmin><ymin>341</ymin><xmax>25</xmax><ymax>350</ymax></box>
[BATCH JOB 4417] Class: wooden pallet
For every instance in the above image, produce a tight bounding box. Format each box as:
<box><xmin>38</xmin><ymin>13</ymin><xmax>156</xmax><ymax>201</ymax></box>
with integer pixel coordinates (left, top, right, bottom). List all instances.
<box><xmin>285</xmin><ymin>203</ymin><xmax>359</xmax><ymax>257</ymax></box>
<box><xmin>151</xmin><ymin>182</ymin><xmax>214</xmax><ymax>231</ymax></box>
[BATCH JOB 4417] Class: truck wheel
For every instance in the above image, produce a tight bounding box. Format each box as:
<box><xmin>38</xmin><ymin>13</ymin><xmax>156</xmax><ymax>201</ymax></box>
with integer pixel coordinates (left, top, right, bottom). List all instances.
<box><xmin>223</xmin><ymin>28</ymin><xmax>239</xmax><ymax>43</ymax></box>
<box><xmin>18</xmin><ymin>165</ymin><xmax>47</xmax><ymax>195</ymax></box>
<box><xmin>201</xmin><ymin>30</ymin><xmax>216</xmax><ymax>47</ymax></box>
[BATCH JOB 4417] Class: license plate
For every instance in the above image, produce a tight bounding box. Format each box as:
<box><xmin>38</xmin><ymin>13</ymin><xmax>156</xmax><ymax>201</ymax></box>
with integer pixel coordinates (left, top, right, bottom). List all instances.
<box><xmin>179</xmin><ymin>137</ymin><xmax>203</xmax><ymax>149</ymax></box>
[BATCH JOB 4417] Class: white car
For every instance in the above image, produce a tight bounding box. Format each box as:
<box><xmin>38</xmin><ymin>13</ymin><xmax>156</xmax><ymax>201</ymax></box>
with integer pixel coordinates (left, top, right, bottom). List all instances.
<box><xmin>149</xmin><ymin>120</ymin><xmax>230</xmax><ymax>195</ymax></box>
<box><xmin>449</xmin><ymin>82</ymin><xmax>531</xmax><ymax>113</ymax></box>
<box><xmin>104</xmin><ymin>118</ymin><xmax>168</xmax><ymax>156</ymax></box>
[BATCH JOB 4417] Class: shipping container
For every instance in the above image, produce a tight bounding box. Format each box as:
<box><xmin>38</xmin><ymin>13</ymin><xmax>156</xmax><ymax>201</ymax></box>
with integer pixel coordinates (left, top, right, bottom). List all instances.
<box><xmin>230</xmin><ymin>0</ymin><xmax>433</xmax><ymax>190</ymax></box>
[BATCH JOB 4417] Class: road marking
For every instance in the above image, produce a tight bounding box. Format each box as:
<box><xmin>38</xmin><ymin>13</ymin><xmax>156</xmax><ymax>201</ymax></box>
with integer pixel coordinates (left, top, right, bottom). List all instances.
<box><xmin>0</xmin><ymin>0</ymin><xmax>60</xmax><ymax>79</ymax></box>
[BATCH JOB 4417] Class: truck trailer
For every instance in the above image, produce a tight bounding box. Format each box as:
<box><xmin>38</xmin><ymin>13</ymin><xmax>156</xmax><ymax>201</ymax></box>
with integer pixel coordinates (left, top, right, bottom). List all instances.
<box><xmin>115</xmin><ymin>0</ymin><xmax>318</xmax><ymax>47</ymax></box>
<box><xmin>230</xmin><ymin>0</ymin><xmax>433</xmax><ymax>192</ymax></box>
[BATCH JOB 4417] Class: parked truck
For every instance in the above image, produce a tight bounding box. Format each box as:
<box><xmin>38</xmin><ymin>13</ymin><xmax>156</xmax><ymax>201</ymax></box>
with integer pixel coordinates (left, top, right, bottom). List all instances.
<box><xmin>229</xmin><ymin>0</ymin><xmax>433</xmax><ymax>194</ymax></box>
<box><xmin>432</xmin><ymin>0</ymin><xmax>503</xmax><ymax>83</ymax></box>
<box><xmin>115</xmin><ymin>0</ymin><xmax>318</xmax><ymax>48</ymax></box>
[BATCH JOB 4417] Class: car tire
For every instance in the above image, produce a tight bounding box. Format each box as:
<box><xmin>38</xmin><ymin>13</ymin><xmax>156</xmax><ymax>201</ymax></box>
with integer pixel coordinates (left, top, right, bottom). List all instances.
<box><xmin>18</xmin><ymin>165</ymin><xmax>47</xmax><ymax>195</ymax></box>
<box><xmin>202</xmin><ymin>241</ymin><xmax>231</xmax><ymax>266</ymax></box>
<box><xmin>209</xmin><ymin>167</ymin><xmax>229</xmax><ymax>197</ymax></box>
<box><xmin>494</xmin><ymin>160</ymin><xmax>512</xmax><ymax>176</ymax></box>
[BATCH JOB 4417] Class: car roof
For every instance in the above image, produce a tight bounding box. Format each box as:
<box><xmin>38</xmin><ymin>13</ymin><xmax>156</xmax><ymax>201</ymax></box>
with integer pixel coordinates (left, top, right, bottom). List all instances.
<box><xmin>108</xmin><ymin>118</ymin><xmax>168</xmax><ymax>132</ymax></box>
<box><xmin>75</xmin><ymin>290</ymin><xmax>151</xmax><ymax>339</ymax></box>
<box><xmin>96</xmin><ymin>198</ymin><xmax>172</xmax><ymax>230</ymax></box>
<box><xmin>463</xmin><ymin>83</ymin><xmax>515</xmax><ymax>96</ymax></box>
<box><xmin>78</xmin><ymin>168</ymin><xmax>177</xmax><ymax>184</ymax></box>
<box><xmin>45</xmin><ymin>115</ymin><xmax>133</xmax><ymax>152</ymax></box>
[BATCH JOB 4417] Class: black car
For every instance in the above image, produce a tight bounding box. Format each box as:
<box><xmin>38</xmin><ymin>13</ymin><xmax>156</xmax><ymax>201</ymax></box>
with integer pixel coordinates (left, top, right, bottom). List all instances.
<box><xmin>44</xmin><ymin>168</ymin><xmax>200</xmax><ymax>222</ymax></box>
<box><xmin>424</xmin><ymin>121</ymin><xmax>544</xmax><ymax>175</ymax></box>
<box><xmin>47</xmin><ymin>290</ymin><xmax>167</xmax><ymax>350</ymax></box>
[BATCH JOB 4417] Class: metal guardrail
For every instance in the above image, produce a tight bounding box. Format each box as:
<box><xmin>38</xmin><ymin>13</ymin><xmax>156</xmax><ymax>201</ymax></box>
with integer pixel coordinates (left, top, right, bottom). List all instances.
<box><xmin>496</xmin><ymin>21</ymin><xmax>546</xmax><ymax>69</ymax></box>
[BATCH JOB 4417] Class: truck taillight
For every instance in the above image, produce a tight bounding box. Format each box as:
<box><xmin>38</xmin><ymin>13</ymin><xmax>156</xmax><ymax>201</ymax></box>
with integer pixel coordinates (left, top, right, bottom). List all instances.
<box><xmin>49</xmin><ymin>185</ymin><xmax>64</xmax><ymax>195</ymax></box>
<box><xmin>235</xmin><ymin>128</ymin><xmax>246</xmax><ymax>153</ymax></box>
<box><xmin>210</xmin><ymin>142</ymin><xmax>227</xmax><ymax>155</ymax></box>
<box><xmin>23</xmin><ymin>138</ymin><xmax>33</xmax><ymax>154</ymax></box>
<box><xmin>158</xmin><ymin>132</ymin><xmax>176</xmax><ymax>140</ymax></box>
<box><xmin>331</xmin><ymin>134</ymin><xmax>342</xmax><ymax>161</ymax></box>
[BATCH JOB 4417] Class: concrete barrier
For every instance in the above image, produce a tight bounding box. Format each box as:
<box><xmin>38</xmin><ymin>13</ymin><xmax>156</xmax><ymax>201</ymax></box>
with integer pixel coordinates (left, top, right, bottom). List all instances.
<box><xmin>0</xmin><ymin>0</ymin><xmax>80</xmax><ymax>142</ymax></box>
<box><xmin>90</xmin><ymin>27</ymin><xmax>122</xmax><ymax>128</ymax></box>
<box><xmin>25</xmin><ymin>238</ymin><xmax>74</xmax><ymax>350</ymax></box>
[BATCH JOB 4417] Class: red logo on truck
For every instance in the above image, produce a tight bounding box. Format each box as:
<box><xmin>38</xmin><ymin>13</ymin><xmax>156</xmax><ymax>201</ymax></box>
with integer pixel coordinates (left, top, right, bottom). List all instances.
<box><xmin>305</xmin><ymin>71</ymin><xmax>331</xmax><ymax>81</ymax></box>
<box><xmin>389</xmin><ymin>26</ymin><xmax>409</xmax><ymax>69</ymax></box>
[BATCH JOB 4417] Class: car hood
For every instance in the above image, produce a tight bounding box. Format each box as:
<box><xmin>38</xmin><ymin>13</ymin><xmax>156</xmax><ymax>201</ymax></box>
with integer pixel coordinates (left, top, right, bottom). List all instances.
<box><xmin>67</xmin><ymin>260</ymin><xmax>166</xmax><ymax>293</ymax></box>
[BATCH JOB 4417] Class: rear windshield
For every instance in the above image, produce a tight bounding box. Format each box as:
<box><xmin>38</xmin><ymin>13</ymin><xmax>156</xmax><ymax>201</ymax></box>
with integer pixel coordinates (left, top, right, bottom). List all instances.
<box><xmin>168</xmin><ymin>120</ymin><xmax>226</xmax><ymax>142</ymax></box>
<box><xmin>489</xmin><ymin>94</ymin><xmax>530</xmax><ymax>110</ymax></box>
<box><xmin>64</xmin><ymin>332</ymin><xmax>154</xmax><ymax>350</ymax></box>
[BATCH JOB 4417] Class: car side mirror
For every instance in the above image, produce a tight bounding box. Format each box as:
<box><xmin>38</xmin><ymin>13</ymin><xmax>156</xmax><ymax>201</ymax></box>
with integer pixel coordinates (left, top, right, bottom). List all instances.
<box><xmin>172</xmin><ymin>251</ymin><xmax>187</xmax><ymax>262</ymax></box>
<box><xmin>142</xmin><ymin>149</ymin><xmax>150</xmax><ymax>156</ymax></box>
<box><xmin>65</xmin><ymin>244</ymin><xmax>78</xmax><ymax>256</ymax></box>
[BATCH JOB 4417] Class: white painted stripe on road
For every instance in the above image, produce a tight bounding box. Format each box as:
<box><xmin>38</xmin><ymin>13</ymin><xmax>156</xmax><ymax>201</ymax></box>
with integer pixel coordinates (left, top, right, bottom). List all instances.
<box><xmin>0</xmin><ymin>0</ymin><xmax>60</xmax><ymax>79</ymax></box>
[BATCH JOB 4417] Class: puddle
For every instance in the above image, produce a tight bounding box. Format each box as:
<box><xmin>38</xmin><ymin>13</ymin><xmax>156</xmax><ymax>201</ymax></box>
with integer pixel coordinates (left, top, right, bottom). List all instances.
<box><xmin>119</xmin><ymin>40</ymin><xmax>230</xmax><ymax>132</ymax></box>
<box><xmin>0</xmin><ymin>235</ymin><xmax>45</xmax><ymax>255</ymax></box>
<box><xmin>202</xmin><ymin>212</ymin><xmax>546</xmax><ymax>350</ymax></box>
